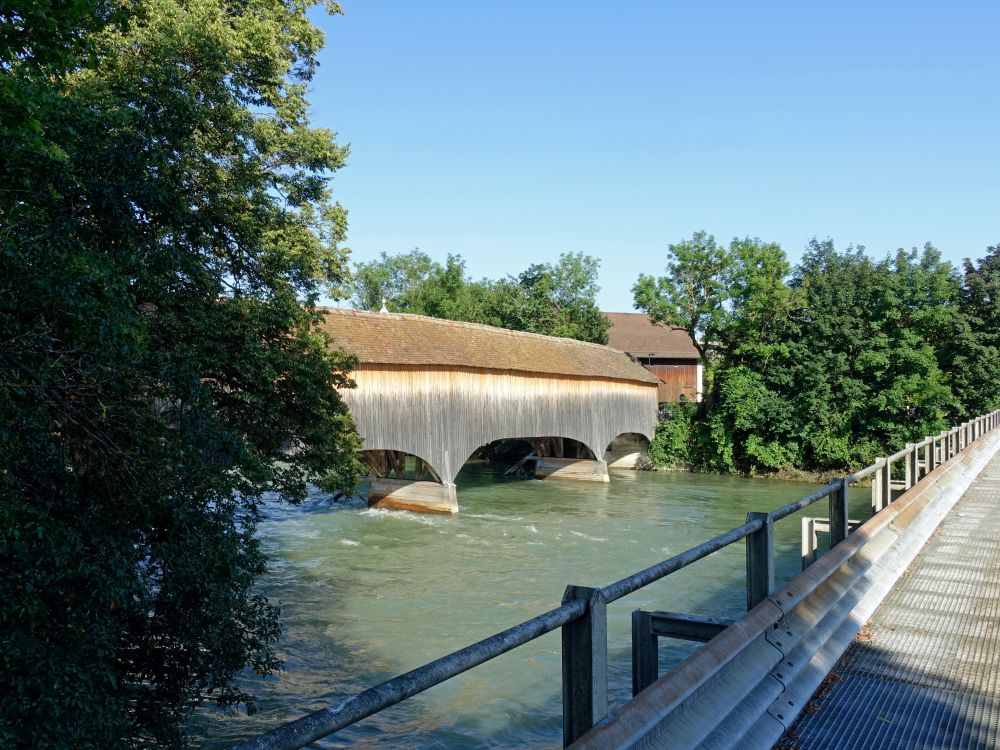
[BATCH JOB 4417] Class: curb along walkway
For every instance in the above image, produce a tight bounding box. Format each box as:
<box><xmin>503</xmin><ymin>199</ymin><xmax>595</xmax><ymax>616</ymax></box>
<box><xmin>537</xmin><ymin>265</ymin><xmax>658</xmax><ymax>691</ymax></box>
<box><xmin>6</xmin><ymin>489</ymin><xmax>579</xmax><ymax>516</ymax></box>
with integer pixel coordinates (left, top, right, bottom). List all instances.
<box><xmin>785</xmin><ymin>451</ymin><xmax>1000</xmax><ymax>749</ymax></box>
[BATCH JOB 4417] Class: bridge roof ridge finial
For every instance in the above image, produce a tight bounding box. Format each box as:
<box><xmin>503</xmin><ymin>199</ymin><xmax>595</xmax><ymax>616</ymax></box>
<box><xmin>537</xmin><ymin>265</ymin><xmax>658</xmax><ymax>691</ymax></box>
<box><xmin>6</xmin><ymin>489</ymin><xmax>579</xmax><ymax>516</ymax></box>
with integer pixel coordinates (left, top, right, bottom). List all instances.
<box><xmin>379</xmin><ymin>298</ymin><xmax>388</xmax><ymax>314</ymax></box>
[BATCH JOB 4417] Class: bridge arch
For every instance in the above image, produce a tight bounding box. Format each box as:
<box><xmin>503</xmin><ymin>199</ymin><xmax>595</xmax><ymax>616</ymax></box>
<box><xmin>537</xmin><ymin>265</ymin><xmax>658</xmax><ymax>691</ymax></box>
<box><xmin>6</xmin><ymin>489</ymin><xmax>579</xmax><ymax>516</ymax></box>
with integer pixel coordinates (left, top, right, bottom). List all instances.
<box><xmin>321</xmin><ymin>308</ymin><xmax>659</xmax><ymax>513</ymax></box>
<box><xmin>358</xmin><ymin>448</ymin><xmax>441</xmax><ymax>482</ymax></box>
<box><xmin>604</xmin><ymin>432</ymin><xmax>653</xmax><ymax>469</ymax></box>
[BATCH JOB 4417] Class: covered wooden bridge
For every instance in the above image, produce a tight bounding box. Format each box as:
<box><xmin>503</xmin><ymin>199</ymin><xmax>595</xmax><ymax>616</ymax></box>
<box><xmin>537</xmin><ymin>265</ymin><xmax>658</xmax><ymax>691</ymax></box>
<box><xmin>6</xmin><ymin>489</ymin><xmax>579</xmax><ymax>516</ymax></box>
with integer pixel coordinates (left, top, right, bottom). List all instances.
<box><xmin>319</xmin><ymin>308</ymin><xmax>660</xmax><ymax>513</ymax></box>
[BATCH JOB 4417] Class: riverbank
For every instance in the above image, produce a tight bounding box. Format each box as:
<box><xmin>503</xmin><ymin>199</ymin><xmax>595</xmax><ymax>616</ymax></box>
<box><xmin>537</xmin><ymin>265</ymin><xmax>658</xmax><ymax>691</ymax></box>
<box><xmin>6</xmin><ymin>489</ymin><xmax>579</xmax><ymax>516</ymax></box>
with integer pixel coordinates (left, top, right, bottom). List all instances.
<box><xmin>635</xmin><ymin>454</ymin><xmax>861</xmax><ymax>486</ymax></box>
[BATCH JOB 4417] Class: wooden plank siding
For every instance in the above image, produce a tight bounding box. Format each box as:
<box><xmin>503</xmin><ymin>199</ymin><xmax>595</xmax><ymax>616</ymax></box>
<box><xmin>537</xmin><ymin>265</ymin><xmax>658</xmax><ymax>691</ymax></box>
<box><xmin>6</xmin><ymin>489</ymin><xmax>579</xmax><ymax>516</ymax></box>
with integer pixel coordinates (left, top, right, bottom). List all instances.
<box><xmin>648</xmin><ymin>360</ymin><xmax>699</xmax><ymax>403</ymax></box>
<box><xmin>340</xmin><ymin>364</ymin><xmax>658</xmax><ymax>486</ymax></box>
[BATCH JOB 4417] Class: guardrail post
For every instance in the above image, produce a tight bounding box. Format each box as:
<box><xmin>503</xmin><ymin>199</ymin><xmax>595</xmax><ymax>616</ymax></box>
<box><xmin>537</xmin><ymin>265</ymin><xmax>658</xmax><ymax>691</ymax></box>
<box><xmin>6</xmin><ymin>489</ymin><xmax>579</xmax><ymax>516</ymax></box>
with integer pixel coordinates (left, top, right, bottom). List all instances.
<box><xmin>828</xmin><ymin>478</ymin><xmax>849</xmax><ymax>547</ymax></box>
<box><xmin>746</xmin><ymin>512</ymin><xmax>774</xmax><ymax>610</ymax></box>
<box><xmin>562</xmin><ymin>585</ymin><xmax>608</xmax><ymax>747</ymax></box>
<box><xmin>872</xmin><ymin>458</ymin><xmax>892</xmax><ymax>513</ymax></box>
<box><xmin>871</xmin><ymin>461</ymin><xmax>881</xmax><ymax>513</ymax></box>
<box><xmin>903</xmin><ymin>443</ymin><xmax>914</xmax><ymax>488</ymax></box>
<box><xmin>631</xmin><ymin>610</ymin><xmax>657</xmax><ymax>697</ymax></box>
<box><xmin>884</xmin><ymin>457</ymin><xmax>893</xmax><ymax>505</ymax></box>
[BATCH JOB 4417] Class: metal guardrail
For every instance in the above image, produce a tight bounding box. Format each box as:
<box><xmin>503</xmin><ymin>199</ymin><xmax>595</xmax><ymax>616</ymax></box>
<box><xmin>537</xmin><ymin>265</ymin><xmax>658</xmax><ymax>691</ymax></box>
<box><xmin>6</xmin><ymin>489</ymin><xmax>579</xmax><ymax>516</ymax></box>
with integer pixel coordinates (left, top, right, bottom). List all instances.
<box><xmin>571</xmin><ymin>411</ymin><xmax>1000</xmax><ymax>749</ymax></box>
<box><xmin>231</xmin><ymin>410</ymin><xmax>1000</xmax><ymax>750</ymax></box>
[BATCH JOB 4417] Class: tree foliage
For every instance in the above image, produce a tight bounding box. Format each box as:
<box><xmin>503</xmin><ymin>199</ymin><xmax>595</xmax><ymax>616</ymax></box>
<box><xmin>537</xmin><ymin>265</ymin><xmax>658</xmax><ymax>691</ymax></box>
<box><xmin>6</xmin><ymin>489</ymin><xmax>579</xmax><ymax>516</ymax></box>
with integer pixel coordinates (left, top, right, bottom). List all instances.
<box><xmin>640</xmin><ymin>234</ymin><xmax>997</xmax><ymax>475</ymax></box>
<box><xmin>1</xmin><ymin>1</ymin><xmax>360</xmax><ymax>747</ymax></box>
<box><xmin>952</xmin><ymin>244</ymin><xmax>1000</xmax><ymax>416</ymax></box>
<box><xmin>632</xmin><ymin>231</ymin><xmax>729</xmax><ymax>358</ymax></box>
<box><xmin>350</xmin><ymin>249</ymin><xmax>440</xmax><ymax>312</ymax></box>
<box><xmin>348</xmin><ymin>250</ymin><xmax>610</xmax><ymax>344</ymax></box>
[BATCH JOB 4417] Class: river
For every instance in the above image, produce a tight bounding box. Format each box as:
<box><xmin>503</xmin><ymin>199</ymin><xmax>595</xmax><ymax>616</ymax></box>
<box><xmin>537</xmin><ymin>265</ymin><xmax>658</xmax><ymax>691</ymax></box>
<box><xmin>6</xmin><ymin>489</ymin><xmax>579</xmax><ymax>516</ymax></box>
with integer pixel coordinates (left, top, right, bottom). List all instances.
<box><xmin>192</xmin><ymin>462</ymin><xmax>869</xmax><ymax>748</ymax></box>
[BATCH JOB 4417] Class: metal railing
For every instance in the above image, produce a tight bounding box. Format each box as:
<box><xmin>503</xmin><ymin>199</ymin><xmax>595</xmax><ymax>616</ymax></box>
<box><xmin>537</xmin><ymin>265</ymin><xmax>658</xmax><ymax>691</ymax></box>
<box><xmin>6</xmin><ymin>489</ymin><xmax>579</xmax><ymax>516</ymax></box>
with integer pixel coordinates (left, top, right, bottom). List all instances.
<box><xmin>232</xmin><ymin>410</ymin><xmax>1000</xmax><ymax>750</ymax></box>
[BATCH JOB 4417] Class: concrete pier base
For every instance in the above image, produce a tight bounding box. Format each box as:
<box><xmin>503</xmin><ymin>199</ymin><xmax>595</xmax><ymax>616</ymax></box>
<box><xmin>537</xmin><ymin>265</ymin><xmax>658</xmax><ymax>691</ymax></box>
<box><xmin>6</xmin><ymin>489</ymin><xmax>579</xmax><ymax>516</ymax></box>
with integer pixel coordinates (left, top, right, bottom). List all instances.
<box><xmin>534</xmin><ymin>457</ymin><xmax>610</xmax><ymax>483</ymax></box>
<box><xmin>604</xmin><ymin>450</ymin><xmax>642</xmax><ymax>469</ymax></box>
<box><xmin>603</xmin><ymin>433</ymin><xmax>650</xmax><ymax>469</ymax></box>
<box><xmin>369</xmin><ymin>478</ymin><xmax>458</xmax><ymax>514</ymax></box>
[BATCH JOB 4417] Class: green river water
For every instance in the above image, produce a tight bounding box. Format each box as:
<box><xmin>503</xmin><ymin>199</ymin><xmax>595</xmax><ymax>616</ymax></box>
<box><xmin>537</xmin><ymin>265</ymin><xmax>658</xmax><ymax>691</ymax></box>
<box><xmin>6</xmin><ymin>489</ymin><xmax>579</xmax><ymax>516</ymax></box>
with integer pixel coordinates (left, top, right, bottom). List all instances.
<box><xmin>192</xmin><ymin>462</ymin><xmax>869</xmax><ymax>748</ymax></box>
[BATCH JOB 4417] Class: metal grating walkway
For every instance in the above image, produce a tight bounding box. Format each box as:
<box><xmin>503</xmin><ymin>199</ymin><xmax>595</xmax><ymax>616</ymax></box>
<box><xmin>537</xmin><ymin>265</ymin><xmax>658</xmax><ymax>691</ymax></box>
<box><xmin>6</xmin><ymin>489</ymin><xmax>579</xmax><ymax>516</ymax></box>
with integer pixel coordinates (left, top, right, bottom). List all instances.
<box><xmin>784</xmin><ymin>453</ymin><xmax>1000</xmax><ymax>750</ymax></box>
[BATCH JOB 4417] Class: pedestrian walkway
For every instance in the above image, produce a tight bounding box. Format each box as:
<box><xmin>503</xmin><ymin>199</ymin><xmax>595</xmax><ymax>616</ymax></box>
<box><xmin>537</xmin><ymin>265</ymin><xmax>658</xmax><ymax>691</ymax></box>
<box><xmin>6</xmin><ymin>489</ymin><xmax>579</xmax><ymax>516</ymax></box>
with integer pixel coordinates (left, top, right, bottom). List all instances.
<box><xmin>785</xmin><ymin>452</ymin><xmax>1000</xmax><ymax>749</ymax></box>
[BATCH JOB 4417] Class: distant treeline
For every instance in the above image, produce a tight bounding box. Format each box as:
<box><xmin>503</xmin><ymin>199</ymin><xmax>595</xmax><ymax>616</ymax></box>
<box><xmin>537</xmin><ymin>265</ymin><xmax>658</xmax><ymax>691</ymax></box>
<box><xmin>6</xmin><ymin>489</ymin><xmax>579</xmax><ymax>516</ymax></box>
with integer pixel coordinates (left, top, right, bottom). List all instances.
<box><xmin>635</xmin><ymin>234</ymin><xmax>1000</xmax><ymax>474</ymax></box>
<box><xmin>349</xmin><ymin>250</ymin><xmax>611</xmax><ymax>345</ymax></box>
<box><xmin>355</xmin><ymin>236</ymin><xmax>1000</xmax><ymax>476</ymax></box>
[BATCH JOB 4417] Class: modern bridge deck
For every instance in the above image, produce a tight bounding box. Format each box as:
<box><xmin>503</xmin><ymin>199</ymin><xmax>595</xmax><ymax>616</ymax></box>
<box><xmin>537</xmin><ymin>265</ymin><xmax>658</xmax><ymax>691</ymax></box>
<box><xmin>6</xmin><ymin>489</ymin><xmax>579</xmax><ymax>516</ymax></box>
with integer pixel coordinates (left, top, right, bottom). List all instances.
<box><xmin>785</xmin><ymin>451</ymin><xmax>1000</xmax><ymax>750</ymax></box>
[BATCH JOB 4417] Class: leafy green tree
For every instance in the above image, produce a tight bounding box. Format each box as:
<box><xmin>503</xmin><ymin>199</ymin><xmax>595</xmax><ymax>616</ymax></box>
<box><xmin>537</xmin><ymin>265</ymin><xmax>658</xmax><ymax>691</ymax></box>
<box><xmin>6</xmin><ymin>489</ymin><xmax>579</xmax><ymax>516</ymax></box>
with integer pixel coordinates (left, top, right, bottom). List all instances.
<box><xmin>400</xmin><ymin>254</ymin><xmax>492</xmax><ymax>321</ymax></box>
<box><xmin>634</xmin><ymin>233</ymin><xmax>794</xmax><ymax>362</ymax></box>
<box><xmin>1</xmin><ymin>1</ymin><xmax>361</xmax><ymax>747</ymax></box>
<box><xmin>349</xmin><ymin>252</ymin><xmax>486</xmax><ymax>319</ymax></box>
<box><xmin>723</xmin><ymin>237</ymin><xmax>796</xmax><ymax>363</ymax></box>
<box><xmin>632</xmin><ymin>231</ymin><xmax>730</xmax><ymax>358</ymax></box>
<box><xmin>348</xmin><ymin>250</ymin><xmax>609</xmax><ymax>343</ymax></box>
<box><xmin>488</xmin><ymin>253</ymin><xmax>610</xmax><ymax>343</ymax></box>
<box><xmin>636</xmin><ymin>236</ymin><xmax>971</xmax><ymax>475</ymax></box>
<box><xmin>350</xmin><ymin>249</ymin><xmax>440</xmax><ymax>311</ymax></box>
<box><xmin>647</xmin><ymin>403</ymin><xmax>695</xmax><ymax>467</ymax></box>
<box><xmin>953</xmin><ymin>244</ymin><xmax>1000</xmax><ymax>415</ymax></box>
<box><xmin>634</xmin><ymin>234</ymin><xmax>795</xmax><ymax>471</ymax></box>
<box><xmin>758</xmin><ymin>241</ymin><xmax>955</xmax><ymax>468</ymax></box>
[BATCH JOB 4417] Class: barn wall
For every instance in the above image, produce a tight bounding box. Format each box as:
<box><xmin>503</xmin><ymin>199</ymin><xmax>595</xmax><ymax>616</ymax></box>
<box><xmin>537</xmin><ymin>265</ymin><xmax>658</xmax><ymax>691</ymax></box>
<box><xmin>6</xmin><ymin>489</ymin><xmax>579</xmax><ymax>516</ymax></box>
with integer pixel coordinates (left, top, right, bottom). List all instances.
<box><xmin>648</xmin><ymin>361</ymin><xmax>700</xmax><ymax>403</ymax></box>
<box><xmin>340</xmin><ymin>365</ymin><xmax>658</xmax><ymax>486</ymax></box>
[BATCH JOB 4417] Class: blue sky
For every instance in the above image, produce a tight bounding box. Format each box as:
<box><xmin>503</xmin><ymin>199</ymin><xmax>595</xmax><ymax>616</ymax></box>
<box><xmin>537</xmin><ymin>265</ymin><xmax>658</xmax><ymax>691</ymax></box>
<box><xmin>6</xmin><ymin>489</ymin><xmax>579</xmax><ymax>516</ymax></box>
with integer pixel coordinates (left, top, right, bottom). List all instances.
<box><xmin>308</xmin><ymin>1</ymin><xmax>1000</xmax><ymax>311</ymax></box>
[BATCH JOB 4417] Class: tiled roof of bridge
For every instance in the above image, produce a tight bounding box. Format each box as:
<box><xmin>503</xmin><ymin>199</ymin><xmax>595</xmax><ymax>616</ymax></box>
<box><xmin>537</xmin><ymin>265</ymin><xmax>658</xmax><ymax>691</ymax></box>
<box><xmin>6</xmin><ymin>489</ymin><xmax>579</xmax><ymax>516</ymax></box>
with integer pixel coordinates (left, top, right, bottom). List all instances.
<box><xmin>318</xmin><ymin>307</ymin><xmax>660</xmax><ymax>384</ymax></box>
<box><xmin>604</xmin><ymin>312</ymin><xmax>700</xmax><ymax>359</ymax></box>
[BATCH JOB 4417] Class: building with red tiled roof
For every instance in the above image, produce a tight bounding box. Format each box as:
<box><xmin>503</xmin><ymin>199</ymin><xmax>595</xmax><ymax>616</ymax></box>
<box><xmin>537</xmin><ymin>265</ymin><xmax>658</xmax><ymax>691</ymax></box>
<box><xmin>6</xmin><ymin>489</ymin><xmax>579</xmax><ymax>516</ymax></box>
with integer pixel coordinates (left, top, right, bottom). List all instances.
<box><xmin>604</xmin><ymin>312</ymin><xmax>703</xmax><ymax>403</ymax></box>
